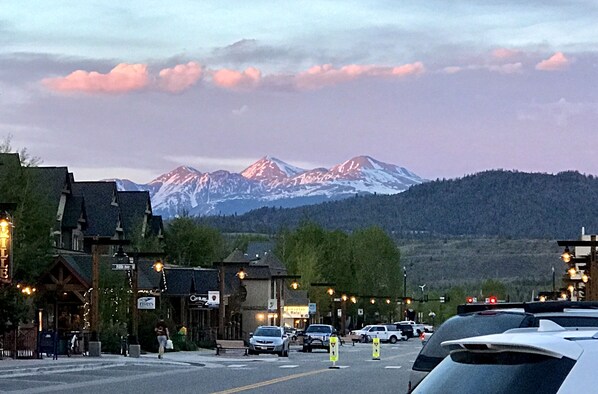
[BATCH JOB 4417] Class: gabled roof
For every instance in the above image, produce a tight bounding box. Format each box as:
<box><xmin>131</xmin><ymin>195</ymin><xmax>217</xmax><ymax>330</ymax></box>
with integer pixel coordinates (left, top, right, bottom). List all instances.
<box><xmin>25</xmin><ymin>166</ymin><xmax>71</xmax><ymax>217</ymax></box>
<box><xmin>117</xmin><ymin>191</ymin><xmax>151</xmax><ymax>239</ymax></box>
<box><xmin>72</xmin><ymin>181</ymin><xmax>121</xmax><ymax>237</ymax></box>
<box><xmin>224</xmin><ymin>249</ymin><xmax>250</xmax><ymax>263</ymax></box>
<box><xmin>259</xmin><ymin>252</ymin><xmax>287</xmax><ymax>276</ymax></box>
<box><xmin>245</xmin><ymin>241</ymin><xmax>276</xmax><ymax>260</ymax></box>
<box><xmin>63</xmin><ymin>196</ymin><xmax>87</xmax><ymax>229</ymax></box>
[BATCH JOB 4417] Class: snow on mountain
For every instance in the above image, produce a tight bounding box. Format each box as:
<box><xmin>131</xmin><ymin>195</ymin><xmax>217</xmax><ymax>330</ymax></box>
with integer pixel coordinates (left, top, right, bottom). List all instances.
<box><xmin>114</xmin><ymin>156</ymin><xmax>426</xmax><ymax>217</ymax></box>
<box><xmin>241</xmin><ymin>156</ymin><xmax>306</xmax><ymax>181</ymax></box>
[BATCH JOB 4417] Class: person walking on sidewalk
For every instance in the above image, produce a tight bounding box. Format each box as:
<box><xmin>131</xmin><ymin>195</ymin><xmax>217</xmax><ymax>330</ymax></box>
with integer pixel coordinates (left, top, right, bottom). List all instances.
<box><xmin>155</xmin><ymin>319</ymin><xmax>169</xmax><ymax>359</ymax></box>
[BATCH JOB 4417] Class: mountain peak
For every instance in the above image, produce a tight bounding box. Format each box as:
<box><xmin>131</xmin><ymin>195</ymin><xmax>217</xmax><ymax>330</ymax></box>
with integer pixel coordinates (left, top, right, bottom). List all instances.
<box><xmin>242</xmin><ymin>156</ymin><xmax>305</xmax><ymax>180</ymax></box>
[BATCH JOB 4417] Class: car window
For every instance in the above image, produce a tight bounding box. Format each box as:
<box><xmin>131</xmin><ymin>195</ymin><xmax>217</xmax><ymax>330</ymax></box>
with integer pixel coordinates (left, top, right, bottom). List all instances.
<box><xmin>306</xmin><ymin>325</ymin><xmax>332</xmax><ymax>333</ymax></box>
<box><xmin>537</xmin><ymin>315</ymin><xmax>598</xmax><ymax>327</ymax></box>
<box><xmin>412</xmin><ymin>312</ymin><xmax>531</xmax><ymax>372</ymax></box>
<box><xmin>413</xmin><ymin>351</ymin><xmax>575</xmax><ymax>394</ymax></box>
<box><xmin>254</xmin><ymin>327</ymin><xmax>282</xmax><ymax>337</ymax></box>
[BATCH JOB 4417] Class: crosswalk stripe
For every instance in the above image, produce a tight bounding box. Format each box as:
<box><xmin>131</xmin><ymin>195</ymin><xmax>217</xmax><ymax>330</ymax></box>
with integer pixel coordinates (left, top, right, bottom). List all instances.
<box><xmin>280</xmin><ymin>365</ymin><xmax>299</xmax><ymax>368</ymax></box>
<box><xmin>385</xmin><ymin>366</ymin><xmax>402</xmax><ymax>369</ymax></box>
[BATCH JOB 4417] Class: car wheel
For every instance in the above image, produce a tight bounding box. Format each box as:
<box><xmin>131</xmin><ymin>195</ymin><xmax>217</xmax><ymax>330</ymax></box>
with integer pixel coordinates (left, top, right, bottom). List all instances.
<box><xmin>389</xmin><ymin>336</ymin><xmax>397</xmax><ymax>344</ymax></box>
<box><xmin>283</xmin><ymin>349</ymin><xmax>289</xmax><ymax>357</ymax></box>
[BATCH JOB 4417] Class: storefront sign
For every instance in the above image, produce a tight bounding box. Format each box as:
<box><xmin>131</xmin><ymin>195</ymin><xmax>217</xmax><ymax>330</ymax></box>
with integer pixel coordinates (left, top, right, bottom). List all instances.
<box><xmin>0</xmin><ymin>218</ymin><xmax>12</xmax><ymax>284</ymax></box>
<box><xmin>137</xmin><ymin>297</ymin><xmax>156</xmax><ymax>310</ymax></box>
<box><xmin>189</xmin><ymin>294</ymin><xmax>208</xmax><ymax>306</ymax></box>
<box><xmin>283</xmin><ymin>305</ymin><xmax>309</xmax><ymax>318</ymax></box>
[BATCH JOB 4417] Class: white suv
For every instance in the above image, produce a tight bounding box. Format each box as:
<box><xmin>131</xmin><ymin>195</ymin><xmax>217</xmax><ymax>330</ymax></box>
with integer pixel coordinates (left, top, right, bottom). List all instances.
<box><xmin>413</xmin><ymin>320</ymin><xmax>598</xmax><ymax>393</ymax></box>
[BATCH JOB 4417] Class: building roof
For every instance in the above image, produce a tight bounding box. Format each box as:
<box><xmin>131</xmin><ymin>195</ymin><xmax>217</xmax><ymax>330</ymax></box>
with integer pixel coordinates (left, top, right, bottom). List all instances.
<box><xmin>149</xmin><ymin>215</ymin><xmax>164</xmax><ymax>238</ymax></box>
<box><xmin>163</xmin><ymin>267</ymin><xmax>218</xmax><ymax>296</ymax></box>
<box><xmin>62</xmin><ymin>195</ymin><xmax>87</xmax><ymax>229</ymax></box>
<box><xmin>72</xmin><ymin>181</ymin><xmax>121</xmax><ymax>237</ymax></box>
<box><xmin>224</xmin><ymin>249</ymin><xmax>250</xmax><ymax>263</ymax></box>
<box><xmin>245</xmin><ymin>241</ymin><xmax>276</xmax><ymax>260</ymax></box>
<box><xmin>117</xmin><ymin>191</ymin><xmax>151</xmax><ymax>239</ymax></box>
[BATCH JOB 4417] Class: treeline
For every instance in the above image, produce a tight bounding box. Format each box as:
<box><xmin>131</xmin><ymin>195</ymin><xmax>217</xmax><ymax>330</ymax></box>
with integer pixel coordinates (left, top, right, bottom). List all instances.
<box><xmin>199</xmin><ymin>170</ymin><xmax>598</xmax><ymax>239</ymax></box>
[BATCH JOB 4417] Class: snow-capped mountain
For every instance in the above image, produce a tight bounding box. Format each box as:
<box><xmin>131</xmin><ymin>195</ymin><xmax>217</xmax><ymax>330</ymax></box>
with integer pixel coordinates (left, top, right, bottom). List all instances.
<box><xmin>114</xmin><ymin>156</ymin><xmax>426</xmax><ymax>217</ymax></box>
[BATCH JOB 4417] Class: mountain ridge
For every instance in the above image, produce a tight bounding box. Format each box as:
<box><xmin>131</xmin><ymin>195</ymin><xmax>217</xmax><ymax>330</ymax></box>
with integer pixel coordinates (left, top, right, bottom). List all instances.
<box><xmin>112</xmin><ymin>155</ymin><xmax>425</xmax><ymax>217</ymax></box>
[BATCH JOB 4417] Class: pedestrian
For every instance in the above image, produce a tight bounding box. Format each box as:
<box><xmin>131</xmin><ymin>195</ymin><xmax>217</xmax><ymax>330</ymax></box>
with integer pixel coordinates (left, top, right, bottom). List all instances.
<box><xmin>155</xmin><ymin>318</ymin><xmax>169</xmax><ymax>359</ymax></box>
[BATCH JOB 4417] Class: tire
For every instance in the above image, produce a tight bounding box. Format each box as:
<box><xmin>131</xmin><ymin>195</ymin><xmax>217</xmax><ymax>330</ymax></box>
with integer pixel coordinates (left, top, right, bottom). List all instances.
<box><xmin>283</xmin><ymin>349</ymin><xmax>289</xmax><ymax>357</ymax></box>
<box><xmin>326</xmin><ymin>348</ymin><xmax>330</xmax><ymax>353</ymax></box>
<box><xmin>277</xmin><ymin>351</ymin><xmax>283</xmax><ymax>357</ymax></box>
<box><xmin>389</xmin><ymin>336</ymin><xmax>397</xmax><ymax>344</ymax></box>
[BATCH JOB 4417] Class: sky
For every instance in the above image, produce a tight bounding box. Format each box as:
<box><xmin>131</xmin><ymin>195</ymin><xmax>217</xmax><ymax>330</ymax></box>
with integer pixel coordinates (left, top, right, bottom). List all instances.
<box><xmin>2</xmin><ymin>0</ymin><xmax>598</xmax><ymax>182</ymax></box>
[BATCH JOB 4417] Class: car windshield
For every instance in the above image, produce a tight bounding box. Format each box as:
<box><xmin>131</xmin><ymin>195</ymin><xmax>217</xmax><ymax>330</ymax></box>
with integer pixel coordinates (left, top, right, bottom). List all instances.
<box><xmin>413</xmin><ymin>351</ymin><xmax>575</xmax><ymax>394</ymax></box>
<box><xmin>306</xmin><ymin>325</ymin><xmax>332</xmax><ymax>333</ymax></box>
<box><xmin>412</xmin><ymin>312</ymin><xmax>531</xmax><ymax>372</ymax></box>
<box><xmin>254</xmin><ymin>327</ymin><xmax>281</xmax><ymax>337</ymax></box>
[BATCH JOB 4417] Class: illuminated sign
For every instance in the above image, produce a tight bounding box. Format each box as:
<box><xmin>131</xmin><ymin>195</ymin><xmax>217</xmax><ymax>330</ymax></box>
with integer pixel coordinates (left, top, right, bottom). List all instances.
<box><xmin>0</xmin><ymin>219</ymin><xmax>12</xmax><ymax>284</ymax></box>
<box><xmin>283</xmin><ymin>305</ymin><xmax>309</xmax><ymax>318</ymax></box>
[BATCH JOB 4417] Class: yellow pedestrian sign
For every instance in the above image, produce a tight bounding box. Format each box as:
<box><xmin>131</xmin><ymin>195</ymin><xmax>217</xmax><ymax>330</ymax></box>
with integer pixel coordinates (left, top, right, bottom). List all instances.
<box><xmin>372</xmin><ymin>337</ymin><xmax>380</xmax><ymax>360</ymax></box>
<box><xmin>329</xmin><ymin>336</ymin><xmax>339</xmax><ymax>369</ymax></box>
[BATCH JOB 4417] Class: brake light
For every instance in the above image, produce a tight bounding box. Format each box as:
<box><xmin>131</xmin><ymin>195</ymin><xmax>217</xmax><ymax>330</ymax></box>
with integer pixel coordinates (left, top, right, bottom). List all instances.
<box><xmin>419</xmin><ymin>331</ymin><xmax>425</xmax><ymax>341</ymax></box>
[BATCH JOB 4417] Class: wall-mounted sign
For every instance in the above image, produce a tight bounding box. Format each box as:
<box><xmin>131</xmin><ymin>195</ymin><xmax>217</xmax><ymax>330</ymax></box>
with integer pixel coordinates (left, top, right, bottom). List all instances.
<box><xmin>268</xmin><ymin>298</ymin><xmax>277</xmax><ymax>311</ymax></box>
<box><xmin>358</xmin><ymin>308</ymin><xmax>364</xmax><ymax>316</ymax></box>
<box><xmin>207</xmin><ymin>291</ymin><xmax>220</xmax><ymax>307</ymax></box>
<box><xmin>111</xmin><ymin>263</ymin><xmax>135</xmax><ymax>271</ymax></box>
<box><xmin>308</xmin><ymin>303</ymin><xmax>317</xmax><ymax>314</ymax></box>
<box><xmin>137</xmin><ymin>297</ymin><xmax>156</xmax><ymax>310</ymax></box>
<box><xmin>284</xmin><ymin>305</ymin><xmax>309</xmax><ymax>318</ymax></box>
<box><xmin>0</xmin><ymin>218</ymin><xmax>12</xmax><ymax>284</ymax></box>
<box><xmin>189</xmin><ymin>294</ymin><xmax>208</xmax><ymax>306</ymax></box>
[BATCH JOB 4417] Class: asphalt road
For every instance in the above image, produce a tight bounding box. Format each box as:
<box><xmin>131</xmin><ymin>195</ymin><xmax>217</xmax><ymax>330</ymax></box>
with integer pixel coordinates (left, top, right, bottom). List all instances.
<box><xmin>0</xmin><ymin>340</ymin><xmax>423</xmax><ymax>394</ymax></box>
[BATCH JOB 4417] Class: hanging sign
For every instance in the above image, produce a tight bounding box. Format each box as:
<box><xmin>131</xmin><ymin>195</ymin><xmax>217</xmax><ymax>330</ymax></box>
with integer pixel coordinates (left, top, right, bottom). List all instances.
<box><xmin>137</xmin><ymin>297</ymin><xmax>156</xmax><ymax>310</ymax></box>
<box><xmin>207</xmin><ymin>291</ymin><xmax>220</xmax><ymax>307</ymax></box>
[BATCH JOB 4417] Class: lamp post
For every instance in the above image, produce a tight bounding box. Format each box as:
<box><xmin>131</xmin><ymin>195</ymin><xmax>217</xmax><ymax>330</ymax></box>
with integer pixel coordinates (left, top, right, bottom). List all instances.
<box><xmin>215</xmin><ymin>262</ymin><xmax>248</xmax><ymax>339</ymax></box>
<box><xmin>272</xmin><ymin>275</ymin><xmax>301</xmax><ymax>327</ymax></box>
<box><xmin>310</xmin><ymin>282</ymin><xmax>336</xmax><ymax>327</ymax></box>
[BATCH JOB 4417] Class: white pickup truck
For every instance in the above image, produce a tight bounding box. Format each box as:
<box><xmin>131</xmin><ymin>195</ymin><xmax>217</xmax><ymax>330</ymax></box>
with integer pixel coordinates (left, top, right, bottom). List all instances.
<box><xmin>364</xmin><ymin>324</ymin><xmax>407</xmax><ymax>343</ymax></box>
<box><xmin>395</xmin><ymin>320</ymin><xmax>426</xmax><ymax>335</ymax></box>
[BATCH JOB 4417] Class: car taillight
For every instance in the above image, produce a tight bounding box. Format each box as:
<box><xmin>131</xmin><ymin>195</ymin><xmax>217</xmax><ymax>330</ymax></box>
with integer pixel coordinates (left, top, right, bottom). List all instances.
<box><xmin>419</xmin><ymin>332</ymin><xmax>425</xmax><ymax>341</ymax></box>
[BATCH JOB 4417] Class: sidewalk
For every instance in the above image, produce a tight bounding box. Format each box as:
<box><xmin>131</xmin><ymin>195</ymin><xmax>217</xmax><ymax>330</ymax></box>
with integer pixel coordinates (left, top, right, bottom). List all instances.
<box><xmin>0</xmin><ymin>346</ymin><xmax>275</xmax><ymax>376</ymax></box>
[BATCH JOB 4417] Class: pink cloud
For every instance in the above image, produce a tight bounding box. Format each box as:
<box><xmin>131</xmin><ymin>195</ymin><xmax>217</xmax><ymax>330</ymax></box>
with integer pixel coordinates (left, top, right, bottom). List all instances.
<box><xmin>158</xmin><ymin>62</ymin><xmax>203</xmax><ymax>93</ymax></box>
<box><xmin>492</xmin><ymin>48</ymin><xmax>520</xmax><ymax>59</ymax></box>
<box><xmin>42</xmin><ymin>63</ymin><xmax>149</xmax><ymax>93</ymax></box>
<box><xmin>535</xmin><ymin>52</ymin><xmax>571</xmax><ymax>71</ymax></box>
<box><xmin>295</xmin><ymin>62</ymin><xmax>424</xmax><ymax>90</ymax></box>
<box><xmin>211</xmin><ymin>67</ymin><xmax>262</xmax><ymax>89</ymax></box>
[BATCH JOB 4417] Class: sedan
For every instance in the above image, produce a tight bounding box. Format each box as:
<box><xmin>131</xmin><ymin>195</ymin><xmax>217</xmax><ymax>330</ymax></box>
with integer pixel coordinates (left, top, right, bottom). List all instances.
<box><xmin>248</xmin><ymin>326</ymin><xmax>290</xmax><ymax>357</ymax></box>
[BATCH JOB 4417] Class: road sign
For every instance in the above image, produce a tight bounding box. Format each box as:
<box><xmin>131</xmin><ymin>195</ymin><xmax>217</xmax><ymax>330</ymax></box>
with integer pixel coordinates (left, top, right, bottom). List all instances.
<box><xmin>357</xmin><ymin>308</ymin><xmax>364</xmax><ymax>316</ymax></box>
<box><xmin>329</xmin><ymin>336</ymin><xmax>339</xmax><ymax>368</ymax></box>
<box><xmin>308</xmin><ymin>303</ymin><xmax>317</xmax><ymax>314</ymax></box>
<box><xmin>372</xmin><ymin>337</ymin><xmax>380</xmax><ymax>360</ymax></box>
<box><xmin>111</xmin><ymin>263</ymin><xmax>135</xmax><ymax>271</ymax></box>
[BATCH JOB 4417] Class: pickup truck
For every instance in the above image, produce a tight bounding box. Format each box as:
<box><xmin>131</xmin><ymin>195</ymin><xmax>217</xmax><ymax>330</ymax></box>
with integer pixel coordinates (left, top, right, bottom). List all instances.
<box><xmin>394</xmin><ymin>320</ymin><xmax>425</xmax><ymax>336</ymax></box>
<box><xmin>364</xmin><ymin>324</ymin><xmax>406</xmax><ymax>344</ymax></box>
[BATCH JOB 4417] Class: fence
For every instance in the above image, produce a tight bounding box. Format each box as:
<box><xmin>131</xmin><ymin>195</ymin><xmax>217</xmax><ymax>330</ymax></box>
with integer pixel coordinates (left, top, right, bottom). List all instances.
<box><xmin>0</xmin><ymin>327</ymin><xmax>38</xmax><ymax>359</ymax></box>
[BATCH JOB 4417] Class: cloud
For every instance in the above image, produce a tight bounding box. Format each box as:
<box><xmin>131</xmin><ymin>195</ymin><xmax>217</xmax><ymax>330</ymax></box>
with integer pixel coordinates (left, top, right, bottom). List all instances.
<box><xmin>42</xmin><ymin>63</ymin><xmax>149</xmax><ymax>93</ymax></box>
<box><xmin>518</xmin><ymin>98</ymin><xmax>598</xmax><ymax>127</ymax></box>
<box><xmin>157</xmin><ymin>62</ymin><xmax>203</xmax><ymax>93</ymax></box>
<box><xmin>535</xmin><ymin>52</ymin><xmax>571</xmax><ymax>71</ymax></box>
<box><xmin>211</xmin><ymin>67</ymin><xmax>262</xmax><ymax>89</ymax></box>
<box><xmin>295</xmin><ymin>62</ymin><xmax>424</xmax><ymax>90</ymax></box>
<box><xmin>441</xmin><ymin>63</ymin><xmax>522</xmax><ymax>75</ymax></box>
<box><xmin>487</xmin><ymin>62</ymin><xmax>523</xmax><ymax>74</ymax></box>
<box><xmin>492</xmin><ymin>48</ymin><xmax>520</xmax><ymax>59</ymax></box>
<box><xmin>232</xmin><ymin>105</ymin><xmax>249</xmax><ymax>116</ymax></box>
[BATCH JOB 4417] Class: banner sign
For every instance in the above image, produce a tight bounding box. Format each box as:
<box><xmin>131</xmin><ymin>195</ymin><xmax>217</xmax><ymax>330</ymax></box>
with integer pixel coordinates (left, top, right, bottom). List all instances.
<box><xmin>137</xmin><ymin>297</ymin><xmax>156</xmax><ymax>310</ymax></box>
<box><xmin>0</xmin><ymin>218</ymin><xmax>12</xmax><ymax>284</ymax></box>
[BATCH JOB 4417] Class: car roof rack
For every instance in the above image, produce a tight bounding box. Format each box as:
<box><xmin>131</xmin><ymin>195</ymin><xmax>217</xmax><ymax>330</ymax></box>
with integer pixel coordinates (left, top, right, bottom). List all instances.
<box><xmin>457</xmin><ymin>301</ymin><xmax>598</xmax><ymax>315</ymax></box>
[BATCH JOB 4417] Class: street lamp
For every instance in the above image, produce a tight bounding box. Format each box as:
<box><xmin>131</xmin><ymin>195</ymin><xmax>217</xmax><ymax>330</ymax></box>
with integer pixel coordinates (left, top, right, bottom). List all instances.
<box><xmin>0</xmin><ymin>203</ymin><xmax>16</xmax><ymax>286</ymax></box>
<box><xmin>272</xmin><ymin>275</ymin><xmax>301</xmax><ymax>327</ymax></box>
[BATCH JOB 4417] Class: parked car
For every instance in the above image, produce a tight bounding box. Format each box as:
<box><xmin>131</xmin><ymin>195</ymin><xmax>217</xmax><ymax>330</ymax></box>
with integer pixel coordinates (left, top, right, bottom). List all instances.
<box><xmin>284</xmin><ymin>326</ymin><xmax>298</xmax><ymax>341</ymax></box>
<box><xmin>248</xmin><ymin>326</ymin><xmax>290</xmax><ymax>357</ymax></box>
<box><xmin>349</xmin><ymin>325</ymin><xmax>373</xmax><ymax>342</ymax></box>
<box><xmin>413</xmin><ymin>320</ymin><xmax>598</xmax><ymax>393</ymax></box>
<box><xmin>408</xmin><ymin>301</ymin><xmax>598</xmax><ymax>392</ymax></box>
<box><xmin>394</xmin><ymin>322</ymin><xmax>415</xmax><ymax>338</ymax></box>
<box><xmin>302</xmin><ymin>324</ymin><xmax>335</xmax><ymax>352</ymax></box>
<box><xmin>365</xmin><ymin>324</ymin><xmax>407</xmax><ymax>343</ymax></box>
<box><xmin>394</xmin><ymin>320</ymin><xmax>425</xmax><ymax>335</ymax></box>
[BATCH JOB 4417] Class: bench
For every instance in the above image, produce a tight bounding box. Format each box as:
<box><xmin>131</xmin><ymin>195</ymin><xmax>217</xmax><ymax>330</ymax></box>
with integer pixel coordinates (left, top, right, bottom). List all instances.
<box><xmin>339</xmin><ymin>334</ymin><xmax>362</xmax><ymax>346</ymax></box>
<box><xmin>215</xmin><ymin>340</ymin><xmax>248</xmax><ymax>356</ymax></box>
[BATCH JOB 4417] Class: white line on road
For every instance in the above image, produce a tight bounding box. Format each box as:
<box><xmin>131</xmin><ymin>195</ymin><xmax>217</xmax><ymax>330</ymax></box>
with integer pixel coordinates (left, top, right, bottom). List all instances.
<box><xmin>385</xmin><ymin>366</ymin><xmax>402</xmax><ymax>369</ymax></box>
<box><xmin>227</xmin><ymin>364</ymin><xmax>247</xmax><ymax>368</ymax></box>
<box><xmin>279</xmin><ymin>365</ymin><xmax>299</xmax><ymax>368</ymax></box>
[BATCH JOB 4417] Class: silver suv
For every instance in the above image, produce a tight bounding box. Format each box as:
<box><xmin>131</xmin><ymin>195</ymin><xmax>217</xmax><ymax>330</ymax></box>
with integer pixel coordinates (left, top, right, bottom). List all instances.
<box><xmin>302</xmin><ymin>324</ymin><xmax>335</xmax><ymax>353</ymax></box>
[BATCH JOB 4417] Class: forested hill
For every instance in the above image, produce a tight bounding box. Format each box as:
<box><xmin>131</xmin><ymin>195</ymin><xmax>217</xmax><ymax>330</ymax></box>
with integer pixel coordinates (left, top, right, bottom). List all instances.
<box><xmin>199</xmin><ymin>170</ymin><xmax>598</xmax><ymax>239</ymax></box>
